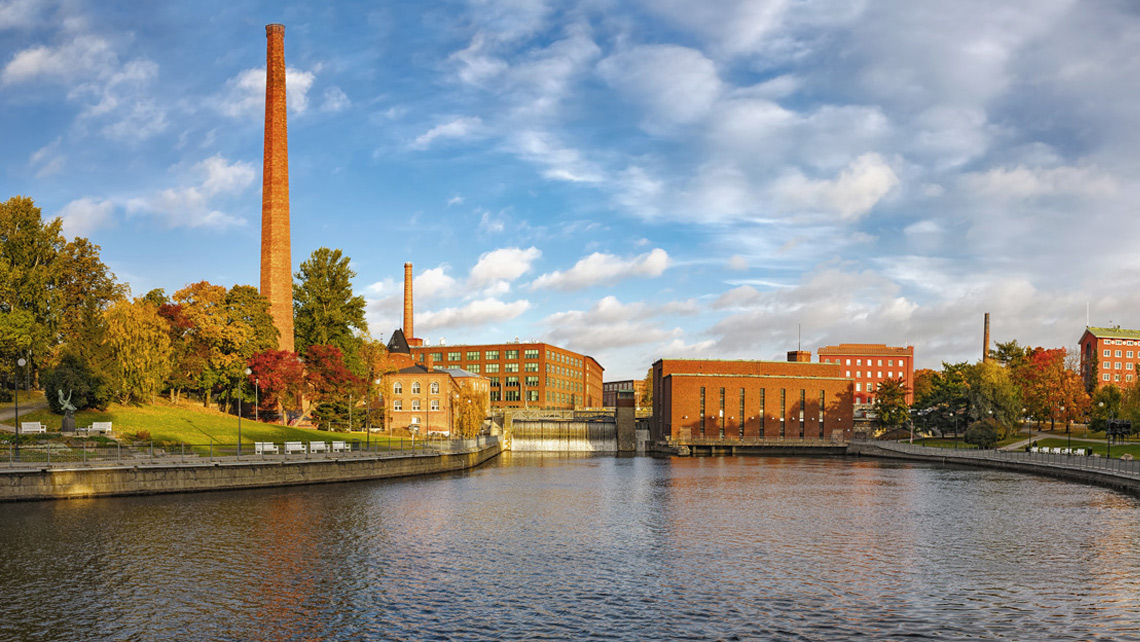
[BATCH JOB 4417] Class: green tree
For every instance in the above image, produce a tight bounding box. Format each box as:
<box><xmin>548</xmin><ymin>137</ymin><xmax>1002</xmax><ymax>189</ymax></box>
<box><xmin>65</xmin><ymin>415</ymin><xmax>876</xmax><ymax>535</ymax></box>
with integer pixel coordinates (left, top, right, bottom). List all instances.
<box><xmin>101</xmin><ymin>298</ymin><xmax>172</xmax><ymax>404</ymax></box>
<box><xmin>913</xmin><ymin>362</ymin><xmax>970</xmax><ymax>438</ymax></box>
<box><xmin>990</xmin><ymin>339</ymin><xmax>1028</xmax><ymax>370</ymax></box>
<box><xmin>41</xmin><ymin>352</ymin><xmax>110</xmax><ymax>413</ymax></box>
<box><xmin>225</xmin><ymin>285</ymin><xmax>278</xmax><ymax>356</ymax></box>
<box><xmin>873</xmin><ymin>377</ymin><xmax>910</xmax><ymax>431</ymax></box>
<box><xmin>293</xmin><ymin>247</ymin><xmax>367</xmax><ymax>368</ymax></box>
<box><xmin>965</xmin><ymin>418</ymin><xmax>1000</xmax><ymax>449</ymax></box>
<box><xmin>1089</xmin><ymin>385</ymin><xmax>1123</xmax><ymax>433</ymax></box>
<box><xmin>0</xmin><ymin>196</ymin><xmax>121</xmax><ymax>378</ymax></box>
<box><xmin>965</xmin><ymin>360</ymin><xmax>1023</xmax><ymax>439</ymax></box>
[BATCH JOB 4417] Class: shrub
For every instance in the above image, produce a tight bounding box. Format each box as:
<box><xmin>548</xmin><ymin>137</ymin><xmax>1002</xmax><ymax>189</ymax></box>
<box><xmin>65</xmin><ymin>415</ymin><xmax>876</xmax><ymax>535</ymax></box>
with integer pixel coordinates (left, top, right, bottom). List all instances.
<box><xmin>41</xmin><ymin>353</ymin><xmax>110</xmax><ymax>414</ymax></box>
<box><xmin>965</xmin><ymin>418</ymin><xmax>1000</xmax><ymax>449</ymax></box>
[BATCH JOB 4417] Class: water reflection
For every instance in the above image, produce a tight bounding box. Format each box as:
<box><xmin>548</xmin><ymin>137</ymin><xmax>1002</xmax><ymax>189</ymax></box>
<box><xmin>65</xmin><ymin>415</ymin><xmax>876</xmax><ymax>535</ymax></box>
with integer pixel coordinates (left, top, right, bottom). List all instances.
<box><xmin>1</xmin><ymin>455</ymin><xmax>1139</xmax><ymax>641</ymax></box>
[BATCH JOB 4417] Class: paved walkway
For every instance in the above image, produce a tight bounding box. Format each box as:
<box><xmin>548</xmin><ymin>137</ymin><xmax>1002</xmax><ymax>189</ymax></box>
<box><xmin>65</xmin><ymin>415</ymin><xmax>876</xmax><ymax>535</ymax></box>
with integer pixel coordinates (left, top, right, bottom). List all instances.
<box><xmin>0</xmin><ymin>398</ymin><xmax>49</xmax><ymax>432</ymax></box>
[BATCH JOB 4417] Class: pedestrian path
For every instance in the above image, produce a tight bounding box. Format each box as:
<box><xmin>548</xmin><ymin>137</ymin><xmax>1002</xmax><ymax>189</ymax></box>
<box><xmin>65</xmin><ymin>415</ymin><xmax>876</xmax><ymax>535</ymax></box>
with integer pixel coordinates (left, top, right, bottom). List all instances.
<box><xmin>0</xmin><ymin>398</ymin><xmax>49</xmax><ymax>432</ymax></box>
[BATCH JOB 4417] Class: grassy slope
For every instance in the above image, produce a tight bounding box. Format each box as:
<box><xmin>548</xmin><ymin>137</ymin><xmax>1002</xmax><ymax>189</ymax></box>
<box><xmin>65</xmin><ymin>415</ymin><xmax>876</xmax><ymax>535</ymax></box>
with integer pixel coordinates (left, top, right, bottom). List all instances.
<box><xmin>12</xmin><ymin>401</ymin><xmax>380</xmax><ymax>446</ymax></box>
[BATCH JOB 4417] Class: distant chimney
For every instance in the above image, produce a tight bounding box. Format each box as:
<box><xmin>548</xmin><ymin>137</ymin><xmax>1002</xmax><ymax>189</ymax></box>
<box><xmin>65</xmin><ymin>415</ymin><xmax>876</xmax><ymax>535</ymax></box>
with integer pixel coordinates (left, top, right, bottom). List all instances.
<box><xmin>403</xmin><ymin>262</ymin><xmax>414</xmax><ymax>342</ymax></box>
<box><xmin>983</xmin><ymin>312</ymin><xmax>991</xmax><ymax>363</ymax></box>
<box><xmin>425</xmin><ymin>352</ymin><xmax>434</xmax><ymax>371</ymax></box>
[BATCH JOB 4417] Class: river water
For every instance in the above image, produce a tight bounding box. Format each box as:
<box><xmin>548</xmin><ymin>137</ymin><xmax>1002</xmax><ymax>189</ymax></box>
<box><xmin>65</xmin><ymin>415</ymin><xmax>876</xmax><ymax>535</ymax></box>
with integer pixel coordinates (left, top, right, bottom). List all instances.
<box><xmin>2</xmin><ymin>454</ymin><xmax>1139</xmax><ymax>641</ymax></box>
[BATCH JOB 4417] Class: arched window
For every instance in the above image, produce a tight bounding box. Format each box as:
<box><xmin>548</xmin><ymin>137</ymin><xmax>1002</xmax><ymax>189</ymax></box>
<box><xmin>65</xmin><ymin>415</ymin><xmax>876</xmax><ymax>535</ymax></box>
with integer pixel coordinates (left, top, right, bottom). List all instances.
<box><xmin>393</xmin><ymin>400</ymin><xmax>402</xmax><ymax>411</ymax></box>
<box><xmin>430</xmin><ymin>381</ymin><xmax>439</xmax><ymax>394</ymax></box>
<box><xmin>411</xmin><ymin>382</ymin><xmax>421</xmax><ymax>394</ymax></box>
<box><xmin>393</xmin><ymin>382</ymin><xmax>403</xmax><ymax>394</ymax></box>
<box><xmin>412</xmin><ymin>399</ymin><xmax>421</xmax><ymax>410</ymax></box>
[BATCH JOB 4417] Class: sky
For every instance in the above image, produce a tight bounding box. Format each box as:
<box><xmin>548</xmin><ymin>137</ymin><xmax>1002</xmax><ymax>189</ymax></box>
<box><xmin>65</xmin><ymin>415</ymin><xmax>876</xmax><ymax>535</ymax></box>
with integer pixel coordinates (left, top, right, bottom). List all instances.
<box><xmin>4</xmin><ymin>0</ymin><xmax>1140</xmax><ymax>380</ymax></box>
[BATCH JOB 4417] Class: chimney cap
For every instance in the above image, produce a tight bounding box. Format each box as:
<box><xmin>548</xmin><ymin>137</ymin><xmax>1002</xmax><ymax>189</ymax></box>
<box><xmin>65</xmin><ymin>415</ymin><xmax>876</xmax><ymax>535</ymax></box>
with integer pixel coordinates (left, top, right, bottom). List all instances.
<box><xmin>266</xmin><ymin>24</ymin><xmax>285</xmax><ymax>35</ymax></box>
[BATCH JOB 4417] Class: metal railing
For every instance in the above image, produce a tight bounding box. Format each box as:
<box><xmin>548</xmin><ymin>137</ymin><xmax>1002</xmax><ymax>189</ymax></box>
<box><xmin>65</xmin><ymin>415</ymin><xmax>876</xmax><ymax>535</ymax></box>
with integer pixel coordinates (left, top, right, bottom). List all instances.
<box><xmin>857</xmin><ymin>439</ymin><xmax>1140</xmax><ymax>479</ymax></box>
<box><xmin>1</xmin><ymin>435</ymin><xmax>499</xmax><ymax>469</ymax></box>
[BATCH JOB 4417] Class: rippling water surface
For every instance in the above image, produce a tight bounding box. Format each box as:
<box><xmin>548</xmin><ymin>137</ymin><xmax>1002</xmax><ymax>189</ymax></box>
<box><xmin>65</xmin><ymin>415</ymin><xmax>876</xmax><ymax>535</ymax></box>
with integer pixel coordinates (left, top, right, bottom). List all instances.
<box><xmin>3</xmin><ymin>455</ymin><xmax>1140</xmax><ymax>641</ymax></box>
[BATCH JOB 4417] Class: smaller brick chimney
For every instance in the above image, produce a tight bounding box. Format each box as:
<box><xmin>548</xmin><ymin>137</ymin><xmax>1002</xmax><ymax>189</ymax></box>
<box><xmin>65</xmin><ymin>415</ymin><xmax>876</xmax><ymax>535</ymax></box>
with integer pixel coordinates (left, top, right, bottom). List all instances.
<box><xmin>787</xmin><ymin>350</ymin><xmax>811</xmax><ymax>363</ymax></box>
<box><xmin>424</xmin><ymin>352</ymin><xmax>434</xmax><ymax>372</ymax></box>
<box><xmin>983</xmin><ymin>312</ymin><xmax>991</xmax><ymax>363</ymax></box>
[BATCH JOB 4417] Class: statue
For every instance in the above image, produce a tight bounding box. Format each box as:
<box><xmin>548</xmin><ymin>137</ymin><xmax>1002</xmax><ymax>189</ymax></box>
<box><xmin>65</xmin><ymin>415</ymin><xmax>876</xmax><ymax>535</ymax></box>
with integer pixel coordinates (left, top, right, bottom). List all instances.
<box><xmin>59</xmin><ymin>389</ymin><xmax>77</xmax><ymax>433</ymax></box>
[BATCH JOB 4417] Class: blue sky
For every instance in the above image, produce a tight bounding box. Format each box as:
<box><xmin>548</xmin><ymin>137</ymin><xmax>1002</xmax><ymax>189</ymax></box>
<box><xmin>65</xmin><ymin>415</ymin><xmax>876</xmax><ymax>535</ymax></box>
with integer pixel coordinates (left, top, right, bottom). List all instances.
<box><xmin>4</xmin><ymin>0</ymin><xmax>1140</xmax><ymax>380</ymax></box>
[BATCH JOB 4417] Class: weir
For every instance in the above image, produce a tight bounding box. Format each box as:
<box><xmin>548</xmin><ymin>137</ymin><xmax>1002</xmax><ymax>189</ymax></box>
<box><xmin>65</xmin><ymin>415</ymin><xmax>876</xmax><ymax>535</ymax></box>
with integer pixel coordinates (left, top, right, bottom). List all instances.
<box><xmin>501</xmin><ymin>409</ymin><xmax>620</xmax><ymax>452</ymax></box>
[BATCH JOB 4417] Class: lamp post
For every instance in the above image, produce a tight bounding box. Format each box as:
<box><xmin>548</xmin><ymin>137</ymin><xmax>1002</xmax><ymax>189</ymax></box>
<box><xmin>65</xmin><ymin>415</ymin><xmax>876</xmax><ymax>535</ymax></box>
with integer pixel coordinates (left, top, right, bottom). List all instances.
<box><xmin>254</xmin><ymin>376</ymin><xmax>259</xmax><ymax>423</ymax></box>
<box><xmin>15</xmin><ymin>357</ymin><xmax>26</xmax><ymax>460</ymax></box>
<box><xmin>235</xmin><ymin>367</ymin><xmax>247</xmax><ymax>456</ymax></box>
<box><xmin>1099</xmin><ymin>400</ymin><xmax>1112</xmax><ymax>459</ymax></box>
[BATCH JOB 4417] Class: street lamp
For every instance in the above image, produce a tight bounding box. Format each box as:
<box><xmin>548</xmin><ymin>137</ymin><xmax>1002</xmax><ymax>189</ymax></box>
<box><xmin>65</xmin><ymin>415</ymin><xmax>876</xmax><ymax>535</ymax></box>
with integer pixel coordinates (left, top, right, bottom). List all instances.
<box><xmin>254</xmin><ymin>376</ymin><xmax>259</xmax><ymax>423</ymax></box>
<box><xmin>235</xmin><ymin>367</ymin><xmax>247</xmax><ymax>456</ymax></box>
<box><xmin>15</xmin><ymin>357</ymin><xmax>26</xmax><ymax>460</ymax></box>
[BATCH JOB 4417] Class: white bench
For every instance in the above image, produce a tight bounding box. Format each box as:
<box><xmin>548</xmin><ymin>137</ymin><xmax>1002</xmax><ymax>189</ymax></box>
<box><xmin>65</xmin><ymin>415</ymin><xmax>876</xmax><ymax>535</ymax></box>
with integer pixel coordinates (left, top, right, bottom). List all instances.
<box><xmin>332</xmin><ymin>441</ymin><xmax>347</xmax><ymax>453</ymax></box>
<box><xmin>1072</xmin><ymin>448</ymin><xmax>1087</xmax><ymax>456</ymax></box>
<box><xmin>255</xmin><ymin>442</ymin><xmax>279</xmax><ymax>455</ymax></box>
<box><xmin>89</xmin><ymin>422</ymin><xmax>112</xmax><ymax>434</ymax></box>
<box><xmin>20</xmin><ymin>422</ymin><xmax>45</xmax><ymax>434</ymax></box>
<box><xmin>1030</xmin><ymin>446</ymin><xmax>1039</xmax><ymax>453</ymax></box>
<box><xmin>284</xmin><ymin>441</ymin><xmax>306</xmax><ymax>455</ymax></box>
<box><xmin>309</xmin><ymin>441</ymin><xmax>328</xmax><ymax>453</ymax></box>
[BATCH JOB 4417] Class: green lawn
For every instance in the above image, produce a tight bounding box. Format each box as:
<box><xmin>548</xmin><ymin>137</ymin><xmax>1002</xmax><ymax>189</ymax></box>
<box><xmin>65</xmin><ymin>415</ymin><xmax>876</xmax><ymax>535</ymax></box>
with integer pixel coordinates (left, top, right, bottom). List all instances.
<box><xmin>0</xmin><ymin>389</ymin><xmax>43</xmax><ymax>411</ymax></box>
<box><xmin>5</xmin><ymin>400</ymin><xmax>414</xmax><ymax>450</ymax></box>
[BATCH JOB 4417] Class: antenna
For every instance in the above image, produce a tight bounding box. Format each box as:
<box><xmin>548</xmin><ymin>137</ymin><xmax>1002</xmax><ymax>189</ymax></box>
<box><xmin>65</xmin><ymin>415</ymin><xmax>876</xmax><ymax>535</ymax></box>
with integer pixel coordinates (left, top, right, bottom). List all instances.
<box><xmin>798</xmin><ymin>323</ymin><xmax>802</xmax><ymax>351</ymax></box>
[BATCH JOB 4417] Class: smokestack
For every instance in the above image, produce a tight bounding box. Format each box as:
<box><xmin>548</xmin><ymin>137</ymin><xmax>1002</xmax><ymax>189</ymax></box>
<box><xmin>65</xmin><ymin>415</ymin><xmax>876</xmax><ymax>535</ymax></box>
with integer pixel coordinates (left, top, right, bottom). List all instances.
<box><xmin>404</xmin><ymin>262</ymin><xmax>414</xmax><ymax>342</ymax></box>
<box><xmin>983</xmin><ymin>312</ymin><xmax>991</xmax><ymax>363</ymax></box>
<box><xmin>260</xmin><ymin>24</ymin><xmax>293</xmax><ymax>353</ymax></box>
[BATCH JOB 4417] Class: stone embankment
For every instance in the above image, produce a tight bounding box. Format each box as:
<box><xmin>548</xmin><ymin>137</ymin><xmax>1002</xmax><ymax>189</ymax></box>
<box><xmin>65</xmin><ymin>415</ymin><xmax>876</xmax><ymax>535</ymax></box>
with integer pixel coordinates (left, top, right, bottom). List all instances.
<box><xmin>0</xmin><ymin>438</ymin><xmax>501</xmax><ymax>502</ymax></box>
<box><xmin>849</xmin><ymin>440</ymin><xmax>1140</xmax><ymax>496</ymax></box>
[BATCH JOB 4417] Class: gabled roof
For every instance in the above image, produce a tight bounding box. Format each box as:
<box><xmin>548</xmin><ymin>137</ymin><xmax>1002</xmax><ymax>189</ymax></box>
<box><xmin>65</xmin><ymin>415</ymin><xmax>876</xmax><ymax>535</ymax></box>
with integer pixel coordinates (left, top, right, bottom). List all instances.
<box><xmin>387</xmin><ymin>328</ymin><xmax>411</xmax><ymax>354</ymax></box>
<box><xmin>396</xmin><ymin>364</ymin><xmax>445</xmax><ymax>375</ymax></box>
<box><xmin>440</xmin><ymin>368</ymin><xmax>484</xmax><ymax>379</ymax></box>
<box><xmin>1083</xmin><ymin>326</ymin><xmax>1140</xmax><ymax>340</ymax></box>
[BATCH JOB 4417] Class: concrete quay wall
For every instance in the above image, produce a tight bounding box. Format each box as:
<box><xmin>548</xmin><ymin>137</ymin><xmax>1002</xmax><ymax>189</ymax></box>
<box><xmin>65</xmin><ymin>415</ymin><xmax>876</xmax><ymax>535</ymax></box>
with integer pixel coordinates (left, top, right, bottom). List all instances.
<box><xmin>849</xmin><ymin>442</ymin><xmax>1140</xmax><ymax>497</ymax></box>
<box><xmin>0</xmin><ymin>443</ymin><xmax>502</xmax><ymax>502</ymax></box>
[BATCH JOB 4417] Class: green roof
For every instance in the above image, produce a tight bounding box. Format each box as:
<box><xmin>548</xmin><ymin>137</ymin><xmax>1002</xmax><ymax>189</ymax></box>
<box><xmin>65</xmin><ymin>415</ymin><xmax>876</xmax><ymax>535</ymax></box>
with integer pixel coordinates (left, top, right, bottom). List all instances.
<box><xmin>1084</xmin><ymin>326</ymin><xmax>1140</xmax><ymax>339</ymax></box>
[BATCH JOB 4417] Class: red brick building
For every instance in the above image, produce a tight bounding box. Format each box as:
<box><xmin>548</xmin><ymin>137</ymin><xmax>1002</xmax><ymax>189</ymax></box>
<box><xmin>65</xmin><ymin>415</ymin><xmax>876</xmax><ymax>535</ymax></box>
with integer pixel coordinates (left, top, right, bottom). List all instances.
<box><xmin>602</xmin><ymin>379</ymin><xmax>646</xmax><ymax>408</ymax></box>
<box><xmin>408</xmin><ymin>342</ymin><xmax>602</xmax><ymax>409</ymax></box>
<box><xmin>650</xmin><ymin>358</ymin><xmax>854</xmax><ymax>443</ymax></box>
<box><xmin>1079</xmin><ymin>326</ymin><xmax>1140</xmax><ymax>388</ymax></box>
<box><xmin>382</xmin><ymin>355</ymin><xmax>491</xmax><ymax>435</ymax></box>
<box><xmin>817</xmin><ymin>344</ymin><xmax>915</xmax><ymax>405</ymax></box>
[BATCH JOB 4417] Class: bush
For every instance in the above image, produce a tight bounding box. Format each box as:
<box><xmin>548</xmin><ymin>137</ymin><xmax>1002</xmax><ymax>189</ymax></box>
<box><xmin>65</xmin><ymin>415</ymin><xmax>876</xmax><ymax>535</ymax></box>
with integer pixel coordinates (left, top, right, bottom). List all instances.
<box><xmin>0</xmin><ymin>387</ymin><xmax>11</xmax><ymax>403</ymax></box>
<box><xmin>311</xmin><ymin>401</ymin><xmax>350</xmax><ymax>427</ymax></box>
<box><xmin>42</xmin><ymin>353</ymin><xmax>110</xmax><ymax>414</ymax></box>
<box><xmin>965</xmin><ymin>418</ymin><xmax>1000</xmax><ymax>449</ymax></box>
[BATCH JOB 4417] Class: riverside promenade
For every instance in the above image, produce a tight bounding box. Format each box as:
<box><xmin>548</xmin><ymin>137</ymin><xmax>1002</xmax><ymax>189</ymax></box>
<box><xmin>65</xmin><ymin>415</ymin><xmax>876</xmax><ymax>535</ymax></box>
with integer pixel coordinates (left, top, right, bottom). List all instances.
<box><xmin>850</xmin><ymin>439</ymin><xmax>1140</xmax><ymax>496</ymax></box>
<box><xmin>0</xmin><ymin>436</ymin><xmax>502</xmax><ymax>502</ymax></box>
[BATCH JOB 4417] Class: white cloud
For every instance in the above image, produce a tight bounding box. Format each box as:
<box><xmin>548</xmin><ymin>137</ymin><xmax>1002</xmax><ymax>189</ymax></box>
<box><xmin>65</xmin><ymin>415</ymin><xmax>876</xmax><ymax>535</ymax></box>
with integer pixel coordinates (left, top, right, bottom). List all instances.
<box><xmin>321</xmin><ymin>86</ymin><xmax>350</xmax><ymax>112</ymax></box>
<box><xmin>478</xmin><ymin>209</ymin><xmax>506</xmax><ymax>233</ymax></box>
<box><xmin>124</xmin><ymin>156</ymin><xmax>254</xmax><ymax>230</ymax></box>
<box><xmin>411</xmin><ymin>116</ymin><xmax>483</xmax><ymax>150</ymax></box>
<box><xmin>29</xmin><ymin>138</ymin><xmax>64</xmax><ymax>177</ymax></box>
<box><xmin>531</xmin><ymin>248</ymin><xmax>669</xmax><ymax>291</ymax></box>
<box><xmin>418</xmin><ymin>298</ymin><xmax>531</xmax><ymax>331</ymax></box>
<box><xmin>57</xmin><ymin>197</ymin><xmax>114</xmax><ymax>238</ymax></box>
<box><xmin>414</xmin><ymin>266</ymin><xmax>459</xmax><ymax>299</ymax></box>
<box><xmin>219</xmin><ymin>67</ymin><xmax>316</xmax><ymax>117</ymax></box>
<box><xmin>771</xmin><ymin>153</ymin><xmax>899</xmax><ymax>220</ymax></box>
<box><xmin>469</xmin><ymin>246</ymin><xmax>541</xmax><ymax>288</ymax></box>
<box><xmin>962</xmin><ymin>164</ymin><xmax>1118</xmax><ymax>200</ymax></box>
<box><xmin>598</xmin><ymin>44</ymin><xmax>722</xmax><ymax>132</ymax></box>
<box><xmin>0</xmin><ymin>0</ymin><xmax>46</xmax><ymax>29</ymax></box>
<box><xmin>727</xmin><ymin>255</ymin><xmax>749</xmax><ymax>271</ymax></box>
<box><xmin>542</xmin><ymin>296</ymin><xmax>678</xmax><ymax>352</ymax></box>
<box><xmin>507</xmin><ymin>129</ymin><xmax>603</xmax><ymax>183</ymax></box>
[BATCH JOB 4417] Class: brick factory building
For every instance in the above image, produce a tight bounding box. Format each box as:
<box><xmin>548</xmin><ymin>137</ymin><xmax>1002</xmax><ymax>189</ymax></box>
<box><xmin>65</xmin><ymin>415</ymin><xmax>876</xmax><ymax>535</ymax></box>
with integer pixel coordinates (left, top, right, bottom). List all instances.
<box><xmin>603</xmin><ymin>379</ymin><xmax>646</xmax><ymax>408</ymax></box>
<box><xmin>382</xmin><ymin>354</ymin><xmax>491</xmax><ymax>435</ymax></box>
<box><xmin>816</xmin><ymin>344</ymin><xmax>915</xmax><ymax>405</ymax></box>
<box><xmin>385</xmin><ymin>261</ymin><xmax>603</xmax><ymax>410</ymax></box>
<box><xmin>650</xmin><ymin>358</ymin><xmax>854</xmax><ymax>444</ymax></box>
<box><xmin>408</xmin><ymin>342</ymin><xmax>602</xmax><ymax>409</ymax></box>
<box><xmin>1079</xmin><ymin>326</ymin><xmax>1140</xmax><ymax>388</ymax></box>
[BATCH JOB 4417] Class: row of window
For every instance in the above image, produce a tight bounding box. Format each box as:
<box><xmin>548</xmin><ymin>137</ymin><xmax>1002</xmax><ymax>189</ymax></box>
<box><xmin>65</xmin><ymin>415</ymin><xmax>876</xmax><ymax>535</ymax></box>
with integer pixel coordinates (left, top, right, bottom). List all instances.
<box><xmin>696</xmin><ymin>387</ymin><xmax>830</xmax><ymax>439</ymax></box>
<box><xmin>847</xmin><ymin>371</ymin><xmax>904</xmax><ymax>380</ymax></box>
<box><xmin>392</xmin><ymin>381</ymin><xmax>439</xmax><ymax>395</ymax></box>
<box><xmin>393</xmin><ymin>399</ymin><xmax>440</xmax><ymax>411</ymax></box>
<box><xmin>823</xmin><ymin>357</ymin><xmax>906</xmax><ymax>367</ymax></box>
<box><xmin>1103</xmin><ymin>362</ymin><xmax>1139</xmax><ymax>370</ymax></box>
<box><xmin>424</xmin><ymin>349</ymin><xmax>582</xmax><ymax>367</ymax></box>
<box><xmin>1101</xmin><ymin>339</ymin><xmax>1137</xmax><ymax>346</ymax></box>
<box><xmin>1104</xmin><ymin>373</ymin><xmax>1136</xmax><ymax>382</ymax></box>
<box><xmin>489</xmin><ymin>390</ymin><xmax>542</xmax><ymax>402</ymax></box>
<box><xmin>1104</xmin><ymin>349</ymin><xmax>1138</xmax><ymax>358</ymax></box>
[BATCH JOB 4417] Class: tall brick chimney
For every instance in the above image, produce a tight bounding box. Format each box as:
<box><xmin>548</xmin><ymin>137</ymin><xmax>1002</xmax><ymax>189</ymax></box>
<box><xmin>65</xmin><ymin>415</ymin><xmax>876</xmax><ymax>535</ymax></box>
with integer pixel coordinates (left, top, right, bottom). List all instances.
<box><xmin>403</xmin><ymin>262</ymin><xmax>414</xmax><ymax>343</ymax></box>
<box><xmin>983</xmin><ymin>312</ymin><xmax>991</xmax><ymax>363</ymax></box>
<box><xmin>261</xmin><ymin>24</ymin><xmax>294</xmax><ymax>353</ymax></box>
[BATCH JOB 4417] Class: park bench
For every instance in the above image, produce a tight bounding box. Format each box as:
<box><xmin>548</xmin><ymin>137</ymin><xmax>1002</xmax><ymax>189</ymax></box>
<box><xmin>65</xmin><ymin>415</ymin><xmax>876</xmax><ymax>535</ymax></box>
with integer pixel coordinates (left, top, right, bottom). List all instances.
<box><xmin>1072</xmin><ymin>448</ymin><xmax>1087</xmax><ymax>456</ymax></box>
<box><xmin>20</xmin><ymin>422</ymin><xmax>45</xmax><ymax>434</ymax></box>
<box><xmin>309</xmin><ymin>441</ymin><xmax>328</xmax><ymax>453</ymax></box>
<box><xmin>89</xmin><ymin>422</ymin><xmax>112</xmax><ymax>434</ymax></box>
<box><xmin>1030</xmin><ymin>446</ymin><xmax>1039</xmax><ymax>453</ymax></box>
<box><xmin>331</xmin><ymin>441</ymin><xmax>347</xmax><ymax>453</ymax></box>
<box><xmin>255</xmin><ymin>442</ymin><xmax>279</xmax><ymax>455</ymax></box>
<box><xmin>284</xmin><ymin>441</ymin><xmax>306</xmax><ymax>455</ymax></box>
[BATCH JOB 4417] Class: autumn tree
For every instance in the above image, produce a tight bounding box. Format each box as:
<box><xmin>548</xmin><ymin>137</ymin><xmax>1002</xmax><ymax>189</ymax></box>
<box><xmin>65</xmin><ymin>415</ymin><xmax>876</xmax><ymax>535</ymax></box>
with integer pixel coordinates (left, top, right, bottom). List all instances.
<box><xmin>101</xmin><ymin>298</ymin><xmax>172</xmax><ymax>404</ymax></box>
<box><xmin>247</xmin><ymin>349</ymin><xmax>306</xmax><ymax>419</ymax></box>
<box><xmin>913</xmin><ymin>362</ymin><xmax>970</xmax><ymax>437</ymax></box>
<box><xmin>640</xmin><ymin>367</ymin><xmax>653</xmax><ymax>408</ymax></box>
<box><xmin>293</xmin><ymin>247</ymin><xmax>367</xmax><ymax>371</ymax></box>
<box><xmin>911</xmin><ymin>368</ymin><xmax>938</xmax><ymax>406</ymax></box>
<box><xmin>454</xmin><ymin>386</ymin><xmax>488</xmax><ymax>438</ymax></box>
<box><xmin>1014</xmin><ymin>347</ymin><xmax>1089</xmax><ymax>429</ymax></box>
<box><xmin>1089</xmin><ymin>385</ymin><xmax>1123</xmax><ymax>432</ymax></box>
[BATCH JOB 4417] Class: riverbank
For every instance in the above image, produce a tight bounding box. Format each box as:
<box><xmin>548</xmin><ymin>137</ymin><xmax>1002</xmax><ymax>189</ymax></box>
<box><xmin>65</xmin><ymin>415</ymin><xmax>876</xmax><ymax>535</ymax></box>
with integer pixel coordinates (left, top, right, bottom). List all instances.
<box><xmin>0</xmin><ymin>437</ymin><xmax>502</xmax><ymax>502</ymax></box>
<box><xmin>850</xmin><ymin>440</ymin><xmax>1140</xmax><ymax>496</ymax></box>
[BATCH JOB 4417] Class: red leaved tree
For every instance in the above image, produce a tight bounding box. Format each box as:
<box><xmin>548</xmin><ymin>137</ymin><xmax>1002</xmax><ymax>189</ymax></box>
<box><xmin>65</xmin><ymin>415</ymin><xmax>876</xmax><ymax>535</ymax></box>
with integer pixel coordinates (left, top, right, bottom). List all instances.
<box><xmin>247</xmin><ymin>350</ymin><xmax>305</xmax><ymax>419</ymax></box>
<box><xmin>1014</xmin><ymin>347</ymin><xmax>1089</xmax><ymax>429</ymax></box>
